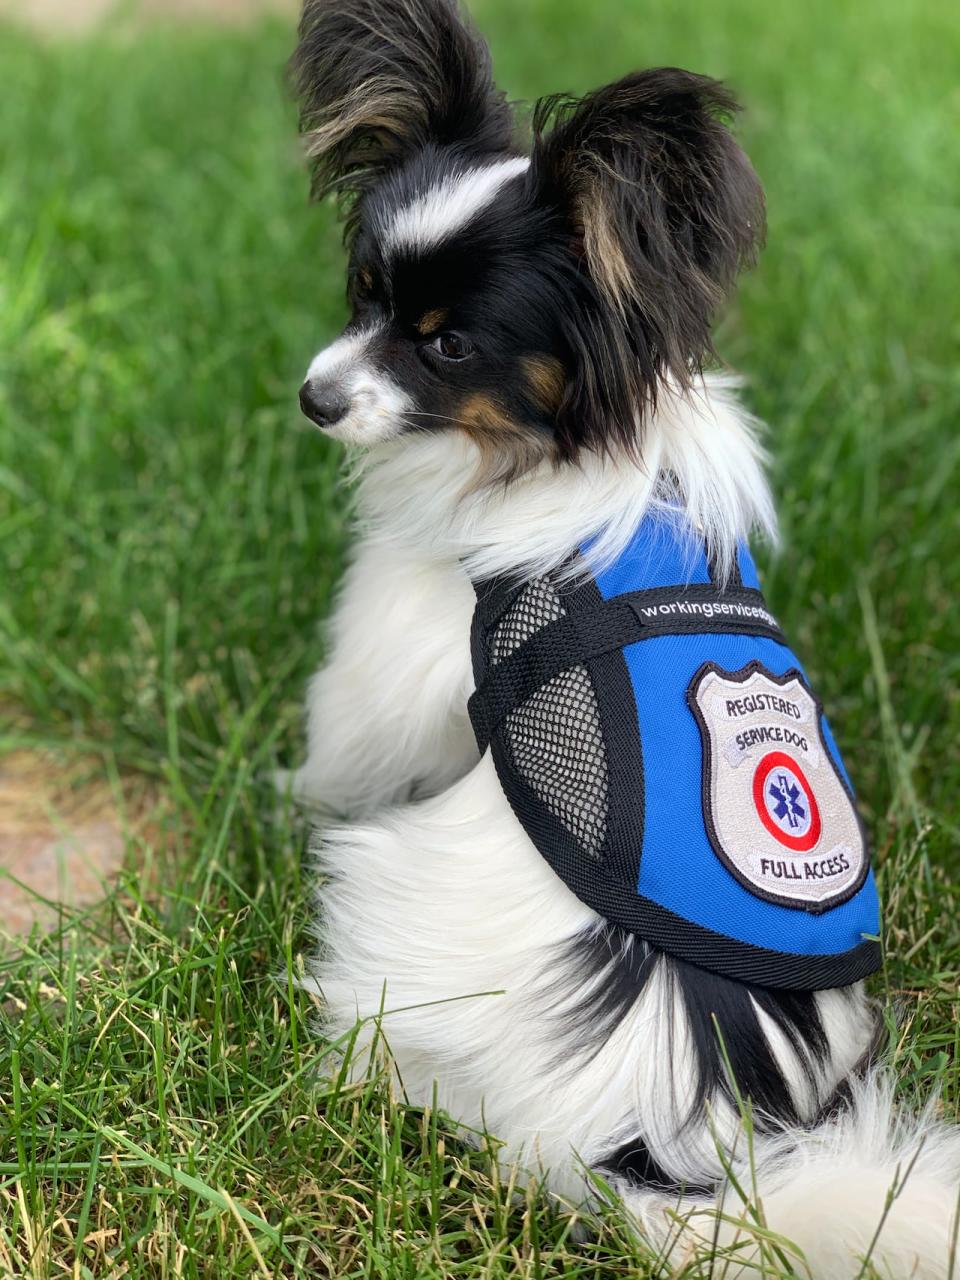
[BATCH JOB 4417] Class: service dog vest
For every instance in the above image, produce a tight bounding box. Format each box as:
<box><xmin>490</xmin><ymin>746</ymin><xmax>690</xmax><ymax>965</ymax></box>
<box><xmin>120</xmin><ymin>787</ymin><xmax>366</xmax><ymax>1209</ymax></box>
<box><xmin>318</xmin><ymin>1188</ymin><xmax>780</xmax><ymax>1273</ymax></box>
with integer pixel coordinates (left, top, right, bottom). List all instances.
<box><xmin>468</xmin><ymin>510</ymin><xmax>880</xmax><ymax>990</ymax></box>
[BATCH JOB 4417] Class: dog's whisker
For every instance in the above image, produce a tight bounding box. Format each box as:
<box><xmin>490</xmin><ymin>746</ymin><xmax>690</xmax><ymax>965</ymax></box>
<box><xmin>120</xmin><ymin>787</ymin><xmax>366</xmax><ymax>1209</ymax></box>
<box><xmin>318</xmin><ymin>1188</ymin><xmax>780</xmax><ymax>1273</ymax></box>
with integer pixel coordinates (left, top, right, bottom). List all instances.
<box><xmin>403</xmin><ymin>411</ymin><xmax>476</xmax><ymax>428</ymax></box>
<box><xmin>396</xmin><ymin>413</ymin><xmax>475</xmax><ymax>432</ymax></box>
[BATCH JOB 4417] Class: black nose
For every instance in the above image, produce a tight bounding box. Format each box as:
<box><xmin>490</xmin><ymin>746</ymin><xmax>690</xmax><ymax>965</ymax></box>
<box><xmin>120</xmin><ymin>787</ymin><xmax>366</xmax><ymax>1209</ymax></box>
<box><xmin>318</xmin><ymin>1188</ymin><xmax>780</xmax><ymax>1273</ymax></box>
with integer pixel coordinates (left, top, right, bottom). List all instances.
<box><xmin>299</xmin><ymin>380</ymin><xmax>349</xmax><ymax>429</ymax></box>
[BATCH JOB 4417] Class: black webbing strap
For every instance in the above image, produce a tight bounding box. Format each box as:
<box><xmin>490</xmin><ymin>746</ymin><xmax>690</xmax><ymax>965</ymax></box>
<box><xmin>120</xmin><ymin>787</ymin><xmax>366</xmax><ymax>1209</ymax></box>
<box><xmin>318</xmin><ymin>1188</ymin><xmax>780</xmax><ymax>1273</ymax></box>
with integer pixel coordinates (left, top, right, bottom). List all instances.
<box><xmin>473</xmin><ymin>575</ymin><xmax>528</xmax><ymax>631</ymax></box>
<box><xmin>469</xmin><ymin>584</ymin><xmax>786</xmax><ymax>751</ymax></box>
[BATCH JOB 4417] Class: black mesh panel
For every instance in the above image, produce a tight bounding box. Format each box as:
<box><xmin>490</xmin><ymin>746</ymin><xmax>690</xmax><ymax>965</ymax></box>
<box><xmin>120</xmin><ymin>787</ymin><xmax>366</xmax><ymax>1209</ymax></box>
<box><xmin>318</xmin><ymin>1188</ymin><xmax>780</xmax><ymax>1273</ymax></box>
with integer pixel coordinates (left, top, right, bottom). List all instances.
<box><xmin>491</xmin><ymin>577</ymin><xmax>609</xmax><ymax>857</ymax></box>
<box><xmin>491</xmin><ymin>579</ymin><xmax>566</xmax><ymax>662</ymax></box>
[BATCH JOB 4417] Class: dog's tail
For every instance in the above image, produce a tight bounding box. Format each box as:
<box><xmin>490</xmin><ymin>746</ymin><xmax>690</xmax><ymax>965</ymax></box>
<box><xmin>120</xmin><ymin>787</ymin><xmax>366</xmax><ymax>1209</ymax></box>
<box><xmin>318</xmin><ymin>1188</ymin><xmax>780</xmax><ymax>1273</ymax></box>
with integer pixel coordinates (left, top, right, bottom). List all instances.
<box><xmin>628</xmin><ymin>1070</ymin><xmax>960</xmax><ymax>1278</ymax></box>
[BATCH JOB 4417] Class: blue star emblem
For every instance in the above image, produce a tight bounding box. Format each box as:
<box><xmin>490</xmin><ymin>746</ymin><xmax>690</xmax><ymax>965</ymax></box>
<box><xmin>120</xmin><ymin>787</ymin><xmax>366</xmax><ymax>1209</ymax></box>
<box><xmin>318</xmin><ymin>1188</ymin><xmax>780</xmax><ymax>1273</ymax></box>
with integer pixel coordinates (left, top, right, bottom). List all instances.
<box><xmin>769</xmin><ymin>773</ymin><xmax>806</xmax><ymax>829</ymax></box>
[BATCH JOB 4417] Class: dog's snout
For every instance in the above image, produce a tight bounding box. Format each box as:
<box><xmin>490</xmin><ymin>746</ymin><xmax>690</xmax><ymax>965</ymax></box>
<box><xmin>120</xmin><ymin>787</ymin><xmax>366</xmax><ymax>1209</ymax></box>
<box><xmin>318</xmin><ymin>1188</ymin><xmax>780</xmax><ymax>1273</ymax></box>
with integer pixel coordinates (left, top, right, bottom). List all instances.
<box><xmin>299</xmin><ymin>380</ymin><xmax>350</xmax><ymax>430</ymax></box>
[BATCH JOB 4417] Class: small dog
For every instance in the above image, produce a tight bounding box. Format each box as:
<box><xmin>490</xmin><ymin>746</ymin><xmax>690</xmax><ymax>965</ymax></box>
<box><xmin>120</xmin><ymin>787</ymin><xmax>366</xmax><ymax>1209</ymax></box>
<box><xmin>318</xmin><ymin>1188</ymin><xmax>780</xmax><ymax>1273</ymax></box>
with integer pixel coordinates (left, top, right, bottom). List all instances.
<box><xmin>282</xmin><ymin>1</ymin><xmax>960</xmax><ymax>1273</ymax></box>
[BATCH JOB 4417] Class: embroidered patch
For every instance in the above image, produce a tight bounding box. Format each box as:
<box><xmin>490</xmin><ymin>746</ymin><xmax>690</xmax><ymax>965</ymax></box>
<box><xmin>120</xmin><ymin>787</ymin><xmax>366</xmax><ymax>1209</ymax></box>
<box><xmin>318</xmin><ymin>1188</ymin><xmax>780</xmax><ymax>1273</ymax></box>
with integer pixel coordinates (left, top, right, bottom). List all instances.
<box><xmin>688</xmin><ymin>662</ymin><xmax>868</xmax><ymax>912</ymax></box>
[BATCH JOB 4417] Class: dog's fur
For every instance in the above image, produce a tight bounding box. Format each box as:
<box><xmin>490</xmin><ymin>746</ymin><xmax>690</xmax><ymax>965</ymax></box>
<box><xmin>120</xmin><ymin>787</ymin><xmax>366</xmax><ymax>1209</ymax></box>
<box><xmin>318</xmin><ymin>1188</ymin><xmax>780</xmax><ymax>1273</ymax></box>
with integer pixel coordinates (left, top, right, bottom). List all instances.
<box><xmin>282</xmin><ymin>2</ymin><xmax>960</xmax><ymax>1273</ymax></box>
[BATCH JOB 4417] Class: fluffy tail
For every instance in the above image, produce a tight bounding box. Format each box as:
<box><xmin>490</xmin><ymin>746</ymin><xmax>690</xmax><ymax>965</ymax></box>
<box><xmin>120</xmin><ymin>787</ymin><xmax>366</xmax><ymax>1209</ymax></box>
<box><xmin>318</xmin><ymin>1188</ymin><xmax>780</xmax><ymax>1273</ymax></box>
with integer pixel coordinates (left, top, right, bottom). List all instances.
<box><xmin>629</xmin><ymin>1072</ymin><xmax>960</xmax><ymax>1279</ymax></box>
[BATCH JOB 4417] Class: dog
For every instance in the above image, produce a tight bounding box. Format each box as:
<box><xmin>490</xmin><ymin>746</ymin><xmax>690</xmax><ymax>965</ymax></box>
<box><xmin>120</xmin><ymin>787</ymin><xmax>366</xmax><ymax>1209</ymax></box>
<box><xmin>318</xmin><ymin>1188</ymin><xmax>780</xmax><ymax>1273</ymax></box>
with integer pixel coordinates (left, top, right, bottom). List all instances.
<box><xmin>280</xmin><ymin>1</ymin><xmax>960</xmax><ymax>1273</ymax></box>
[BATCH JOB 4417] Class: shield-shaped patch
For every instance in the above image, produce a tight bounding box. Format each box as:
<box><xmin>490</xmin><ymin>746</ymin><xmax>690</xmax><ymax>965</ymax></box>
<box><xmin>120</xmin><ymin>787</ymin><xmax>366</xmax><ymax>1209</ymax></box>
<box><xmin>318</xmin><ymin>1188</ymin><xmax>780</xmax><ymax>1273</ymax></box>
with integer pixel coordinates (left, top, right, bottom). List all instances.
<box><xmin>688</xmin><ymin>661</ymin><xmax>868</xmax><ymax>912</ymax></box>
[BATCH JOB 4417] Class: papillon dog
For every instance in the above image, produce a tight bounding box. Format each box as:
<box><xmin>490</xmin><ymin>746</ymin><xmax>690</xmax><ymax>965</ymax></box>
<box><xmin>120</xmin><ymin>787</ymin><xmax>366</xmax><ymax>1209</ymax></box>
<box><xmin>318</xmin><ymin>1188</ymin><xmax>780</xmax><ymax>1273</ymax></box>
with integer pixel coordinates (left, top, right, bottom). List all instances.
<box><xmin>279</xmin><ymin>1</ymin><xmax>960</xmax><ymax>1273</ymax></box>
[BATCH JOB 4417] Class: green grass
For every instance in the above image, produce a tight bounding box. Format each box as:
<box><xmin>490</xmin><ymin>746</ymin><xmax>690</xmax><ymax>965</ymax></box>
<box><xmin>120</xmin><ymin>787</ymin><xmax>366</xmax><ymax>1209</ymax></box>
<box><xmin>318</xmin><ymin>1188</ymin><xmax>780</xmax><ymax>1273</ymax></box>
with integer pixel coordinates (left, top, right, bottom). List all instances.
<box><xmin>1</xmin><ymin>0</ymin><xmax>958</xmax><ymax>1274</ymax></box>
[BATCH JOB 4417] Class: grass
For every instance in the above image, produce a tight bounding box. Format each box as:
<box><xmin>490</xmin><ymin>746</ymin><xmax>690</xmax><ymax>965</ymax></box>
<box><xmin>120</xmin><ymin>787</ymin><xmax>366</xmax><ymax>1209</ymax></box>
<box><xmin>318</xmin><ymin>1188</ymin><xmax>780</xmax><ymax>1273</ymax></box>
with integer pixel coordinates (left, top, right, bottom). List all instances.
<box><xmin>0</xmin><ymin>0</ymin><xmax>958</xmax><ymax>1274</ymax></box>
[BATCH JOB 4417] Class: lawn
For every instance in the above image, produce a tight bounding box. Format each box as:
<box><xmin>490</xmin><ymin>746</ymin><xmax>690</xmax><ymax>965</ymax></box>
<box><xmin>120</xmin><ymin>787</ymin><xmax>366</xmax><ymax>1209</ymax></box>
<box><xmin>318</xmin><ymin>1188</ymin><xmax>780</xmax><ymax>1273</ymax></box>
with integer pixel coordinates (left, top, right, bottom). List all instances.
<box><xmin>1</xmin><ymin>0</ymin><xmax>958</xmax><ymax>1274</ymax></box>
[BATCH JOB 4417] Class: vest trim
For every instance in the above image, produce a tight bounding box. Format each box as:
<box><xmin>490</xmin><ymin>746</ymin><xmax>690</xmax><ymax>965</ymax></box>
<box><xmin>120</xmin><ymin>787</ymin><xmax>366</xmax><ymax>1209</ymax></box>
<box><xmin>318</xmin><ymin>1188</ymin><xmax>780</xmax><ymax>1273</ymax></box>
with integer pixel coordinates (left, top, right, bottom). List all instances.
<box><xmin>469</xmin><ymin>584</ymin><xmax>786</xmax><ymax>752</ymax></box>
<box><xmin>491</xmin><ymin>712</ymin><xmax>878</xmax><ymax>988</ymax></box>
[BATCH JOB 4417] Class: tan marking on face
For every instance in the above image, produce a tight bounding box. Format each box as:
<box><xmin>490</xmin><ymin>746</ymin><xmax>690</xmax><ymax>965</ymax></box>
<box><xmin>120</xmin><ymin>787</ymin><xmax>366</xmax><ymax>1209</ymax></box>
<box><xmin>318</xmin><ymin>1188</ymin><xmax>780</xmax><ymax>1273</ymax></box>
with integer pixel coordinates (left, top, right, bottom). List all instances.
<box><xmin>457</xmin><ymin>392</ymin><xmax>557</xmax><ymax>489</ymax></box>
<box><xmin>358</xmin><ymin>267</ymin><xmax>374</xmax><ymax>292</ymax></box>
<box><xmin>416</xmin><ymin>308</ymin><xmax>449</xmax><ymax>336</ymax></box>
<box><xmin>521</xmin><ymin>355</ymin><xmax>566</xmax><ymax>414</ymax></box>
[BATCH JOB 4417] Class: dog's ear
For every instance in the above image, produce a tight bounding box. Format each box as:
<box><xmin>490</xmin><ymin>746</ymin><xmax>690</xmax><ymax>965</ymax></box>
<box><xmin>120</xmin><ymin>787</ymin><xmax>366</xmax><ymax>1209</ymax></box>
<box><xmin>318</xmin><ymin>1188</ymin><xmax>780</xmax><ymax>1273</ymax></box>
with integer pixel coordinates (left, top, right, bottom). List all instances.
<box><xmin>291</xmin><ymin>0</ymin><xmax>514</xmax><ymax>205</ymax></box>
<box><xmin>532</xmin><ymin>68</ymin><xmax>764</xmax><ymax>431</ymax></box>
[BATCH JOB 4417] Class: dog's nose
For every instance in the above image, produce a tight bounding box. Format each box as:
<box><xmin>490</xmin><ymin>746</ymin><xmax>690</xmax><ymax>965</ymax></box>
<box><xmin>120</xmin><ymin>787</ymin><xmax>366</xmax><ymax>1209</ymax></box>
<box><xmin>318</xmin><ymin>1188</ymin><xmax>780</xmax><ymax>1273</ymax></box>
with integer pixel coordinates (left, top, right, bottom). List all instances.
<box><xmin>299</xmin><ymin>380</ymin><xmax>350</xmax><ymax>429</ymax></box>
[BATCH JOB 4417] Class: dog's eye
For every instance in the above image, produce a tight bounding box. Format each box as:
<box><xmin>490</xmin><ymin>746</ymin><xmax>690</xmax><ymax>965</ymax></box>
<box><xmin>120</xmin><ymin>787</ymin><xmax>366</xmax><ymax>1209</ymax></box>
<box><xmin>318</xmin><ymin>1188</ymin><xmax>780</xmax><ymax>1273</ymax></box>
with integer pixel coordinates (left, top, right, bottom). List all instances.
<box><xmin>429</xmin><ymin>331</ymin><xmax>474</xmax><ymax>362</ymax></box>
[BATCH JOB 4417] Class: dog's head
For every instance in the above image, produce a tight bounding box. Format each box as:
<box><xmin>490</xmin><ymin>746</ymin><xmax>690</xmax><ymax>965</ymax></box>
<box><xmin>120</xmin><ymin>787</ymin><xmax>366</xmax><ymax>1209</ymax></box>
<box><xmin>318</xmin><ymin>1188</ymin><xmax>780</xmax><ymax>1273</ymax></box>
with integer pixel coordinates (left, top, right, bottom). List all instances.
<box><xmin>292</xmin><ymin>0</ymin><xmax>764</xmax><ymax>481</ymax></box>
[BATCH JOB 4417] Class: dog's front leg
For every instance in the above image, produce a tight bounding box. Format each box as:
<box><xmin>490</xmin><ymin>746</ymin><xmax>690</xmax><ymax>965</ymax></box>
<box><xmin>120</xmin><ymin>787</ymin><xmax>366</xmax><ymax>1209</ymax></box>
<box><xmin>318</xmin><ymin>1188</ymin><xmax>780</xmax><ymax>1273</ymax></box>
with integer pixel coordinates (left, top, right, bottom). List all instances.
<box><xmin>278</xmin><ymin>535</ymin><xmax>478</xmax><ymax>820</ymax></box>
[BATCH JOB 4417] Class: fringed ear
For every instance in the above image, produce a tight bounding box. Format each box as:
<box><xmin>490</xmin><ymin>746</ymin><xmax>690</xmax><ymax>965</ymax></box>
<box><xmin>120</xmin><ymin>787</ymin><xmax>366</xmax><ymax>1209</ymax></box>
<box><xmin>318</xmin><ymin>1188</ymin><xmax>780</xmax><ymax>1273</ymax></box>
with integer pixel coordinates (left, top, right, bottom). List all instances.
<box><xmin>291</xmin><ymin>0</ymin><xmax>514</xmax><ymax>208</ymax></box>
<box><xmin>533</xmin><ymin>68</ymin><xmax>764</xmax><ymax>430</ymax></box>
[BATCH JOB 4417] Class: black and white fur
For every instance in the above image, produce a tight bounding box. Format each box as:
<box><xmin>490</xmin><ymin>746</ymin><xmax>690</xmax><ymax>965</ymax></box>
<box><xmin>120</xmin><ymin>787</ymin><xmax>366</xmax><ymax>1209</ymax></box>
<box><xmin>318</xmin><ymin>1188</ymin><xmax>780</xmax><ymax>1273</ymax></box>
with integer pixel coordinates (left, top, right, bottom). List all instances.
<box><xmin>281</xmin><ymin>2</ymin><xmax>960</xmax><ymax>1273</ymax></box>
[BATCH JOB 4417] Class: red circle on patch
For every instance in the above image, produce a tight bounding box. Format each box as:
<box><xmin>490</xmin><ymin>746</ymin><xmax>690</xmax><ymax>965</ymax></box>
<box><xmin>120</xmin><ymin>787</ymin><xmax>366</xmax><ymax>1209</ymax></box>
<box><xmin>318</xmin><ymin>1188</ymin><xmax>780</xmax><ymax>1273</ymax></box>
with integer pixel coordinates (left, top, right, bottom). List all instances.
<box><xmin>752</xmin><ymin>751</ymin><xmax>822</xmax><ymax>853</ymax></box>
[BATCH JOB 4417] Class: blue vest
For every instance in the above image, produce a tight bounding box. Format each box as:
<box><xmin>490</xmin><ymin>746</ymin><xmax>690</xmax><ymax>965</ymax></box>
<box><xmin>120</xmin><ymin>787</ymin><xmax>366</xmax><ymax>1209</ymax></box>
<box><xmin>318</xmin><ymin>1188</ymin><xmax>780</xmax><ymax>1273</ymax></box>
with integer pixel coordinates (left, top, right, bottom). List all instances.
<box><xmin>468</xmin><ymin>509</ymin><xmax>880</xmax><ymax>990</ymax></box>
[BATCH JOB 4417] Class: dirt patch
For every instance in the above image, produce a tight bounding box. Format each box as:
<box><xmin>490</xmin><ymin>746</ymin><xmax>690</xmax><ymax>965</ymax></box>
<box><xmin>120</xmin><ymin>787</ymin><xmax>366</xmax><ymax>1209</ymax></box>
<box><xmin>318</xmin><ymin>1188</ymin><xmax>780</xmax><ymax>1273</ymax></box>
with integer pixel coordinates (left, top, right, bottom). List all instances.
<box><xmin>0</xmin><ymin>750</ymin><xmax>157</xmax><ymax>940</ymax></box>
<box><xmin>0</xmin><ymin>0</ymin><xmax>296</xmax><ymax>35</ymax></box>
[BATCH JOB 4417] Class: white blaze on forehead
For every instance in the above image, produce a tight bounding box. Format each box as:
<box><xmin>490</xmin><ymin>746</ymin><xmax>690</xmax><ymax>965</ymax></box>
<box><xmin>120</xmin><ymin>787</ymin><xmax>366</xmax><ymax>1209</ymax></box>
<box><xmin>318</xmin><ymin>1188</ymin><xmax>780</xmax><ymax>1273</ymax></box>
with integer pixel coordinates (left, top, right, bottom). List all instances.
<box><xmin>384</xmin><ymin>155</ymin><xmax>531</xmax><ymax>256</ymax></box>
<box><xmin>305</xmin><ymin>324</ymin><xmax>380</xmax><ymax>383</ymax></box>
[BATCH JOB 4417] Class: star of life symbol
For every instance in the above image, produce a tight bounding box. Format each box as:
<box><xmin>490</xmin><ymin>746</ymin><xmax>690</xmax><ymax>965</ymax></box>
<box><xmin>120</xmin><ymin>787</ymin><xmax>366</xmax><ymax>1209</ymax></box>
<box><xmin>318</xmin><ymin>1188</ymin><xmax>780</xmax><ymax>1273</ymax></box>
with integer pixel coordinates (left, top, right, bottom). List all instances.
<box><xmin>771</xmin><ymin>774</ymin><xmax>805</xmax><ymax>827</ymax></box>
<box><xmin>689</xmin><ymin>663</ymin><xmax>867</xmax><ymax>911</ymax></box>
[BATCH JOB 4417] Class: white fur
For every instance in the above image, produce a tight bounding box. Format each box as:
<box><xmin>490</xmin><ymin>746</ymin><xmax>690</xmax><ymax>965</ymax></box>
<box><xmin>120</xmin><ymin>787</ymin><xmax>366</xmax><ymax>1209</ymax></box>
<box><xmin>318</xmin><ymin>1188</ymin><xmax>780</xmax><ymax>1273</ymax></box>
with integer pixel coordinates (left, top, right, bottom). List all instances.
<box><xmin>383</xmin><ymin>156</ymin><xmax>531</xmax><ymax>256</ymax></box>
<box><xmin>302</xmin><ymin>324</ymin><xmax>412</xmax><ymax>446</ymax></box>
<box><xmin>751</xmin><ymin>985</ymin><xmax>875</xmax><ymax>1122</ymax></box>
<box><xmin>646</xmin><ymin>1075</ymin><xmax>960</xmax><ymax>1279</ymax></box>
<box><xmin>309</xmin><ymin>753</ymin><xmax>738</xmax><ymax>1203</ymax></box>
<box><xmin>351</xmin><ymin>374</ymin><xmax>776</xmax><ymax>585</ymax></box>
<box><xmin>283</xmin><ymin>536</ymin><xmax>478</xmax><ymax>816</ymax></box>
<box><xmin>306</xmin><ymin>754</ymin><xmax>960</xmax><ymax>1277</ymax></box>
<box><xmin>289</xmin><ymin>377</ymin><xmax>960</xmax><ymax>1276</ymax></box>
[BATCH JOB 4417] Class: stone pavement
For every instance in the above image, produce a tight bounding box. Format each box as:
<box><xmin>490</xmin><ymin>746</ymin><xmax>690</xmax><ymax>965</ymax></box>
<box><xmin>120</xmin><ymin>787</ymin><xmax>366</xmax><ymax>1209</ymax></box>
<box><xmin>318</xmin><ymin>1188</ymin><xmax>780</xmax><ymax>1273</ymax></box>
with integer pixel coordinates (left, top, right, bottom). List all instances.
<box><xmin>0</xmin><ymin>0</ymin><xmax>295</xmax><ymax>35</ymax></box>
<box><xmin>0</xmin><ymin>751</ymin><xmax>153</xmax><ymax>940</ymax></box>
